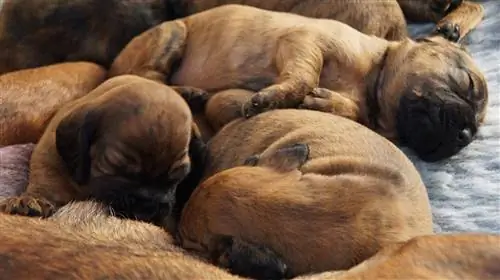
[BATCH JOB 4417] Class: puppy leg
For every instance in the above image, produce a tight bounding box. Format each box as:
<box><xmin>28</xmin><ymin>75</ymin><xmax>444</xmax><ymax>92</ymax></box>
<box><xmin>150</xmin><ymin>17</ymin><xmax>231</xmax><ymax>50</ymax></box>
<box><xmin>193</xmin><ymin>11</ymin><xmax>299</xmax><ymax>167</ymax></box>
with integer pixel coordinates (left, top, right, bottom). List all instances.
<box><xmin>298</xmin><ymin>88</ymin><xmax>360</xmax><ymax>122</ymax></box>
<box><xmin>432</xmin><ymin>2</ymin><xmax>484</xmax><ymax>43</ymax></box>
<box><xmin>398</xmin><ymin>0</ymin><xmax>483</xmax><ymax>42</ymax></box>
<box><xmin>0</xmin><ymin>168</ymin><xmax>73</xmax><ymax>218</ymax></box>
<box><xmin>242</xmin><ymin>31</ymin><xmax>323</xmax><ymax>118</ymax></box>
<box><xmin>209</xmin><ymin>235</ymin><xmax>290</xmax><ymax>280</ymax></box>
<box><xmin>108</xmin><ymin>21</ymin><xmax>188</xmax><ymax>83</ymax></box>
<box><xmin>397</xmin><ymin>0</ymin><xmax>462</xmax><ymax>22</ymax></box>
<box><xmin>205</xmin><ymin>89</ymin><xmax>255</xmax><ymax>131</ymax></box>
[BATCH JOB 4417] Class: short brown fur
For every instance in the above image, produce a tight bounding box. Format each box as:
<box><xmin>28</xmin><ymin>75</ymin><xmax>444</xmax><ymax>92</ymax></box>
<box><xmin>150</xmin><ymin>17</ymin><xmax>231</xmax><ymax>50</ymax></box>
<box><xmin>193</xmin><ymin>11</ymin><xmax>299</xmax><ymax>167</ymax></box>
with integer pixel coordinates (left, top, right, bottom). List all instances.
<box><xmin>0</xmin><ymin>62</ymin><xmax>106</xmax><ymax>146</ymax></box>
<box><xmin>178</xmin><ymin>0</ymin><xmax>484</xmax><ymax>41</ymax></box>
<box><xmin>178</xmin><ymin>109</ymin><xmax>434</xmax><ymax>277</ymax></box>
<box><xmin>109</xmin><ymin>4</ymin><xmax>488</xmax><ymax>161</ymax></box>
<box><xmin>298</xmin><ymin>234</ymin><xmax>500</xmax><ymax>280</ymax></box>
<box><xmin>0</xmin><ymin>75</ymin><xmax>201</xmax><ymax>227</ymax></box>
<box><xmin>0</xmin><ymin>201</ymin><xmax>245</xmax><ymax>279</ymax></box>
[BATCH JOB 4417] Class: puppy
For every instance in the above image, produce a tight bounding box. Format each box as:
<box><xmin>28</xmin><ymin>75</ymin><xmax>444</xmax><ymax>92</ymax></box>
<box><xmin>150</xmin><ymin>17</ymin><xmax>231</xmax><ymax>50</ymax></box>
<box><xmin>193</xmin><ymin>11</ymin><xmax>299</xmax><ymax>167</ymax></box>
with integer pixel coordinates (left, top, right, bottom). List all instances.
<box><xmin>175</xmin><ymin>0</ymin><xmax>484</xmax><ymax>42</ymax></box>
<box><xmin>0</xmin><ymin>201</ymin><xmax>247</xmax><ymax>279</ymax></box>
<box><xmin>0</xmin><ymin>62</ymin><xmax>107</xmax><ymax>146</ymax></box>
<box><xmin>0</xmin><ymin>75</ymin><xmax>205</xmax><ymax>228</ymax></box>
<box><xmin>0</xmin><ymin>0</ymin><xmax>170</xmax><ymax>74</ymax></box>
<box><xmin>109</xmin><ymin>4</ymin><xmax>488</xmax><ymax>162</ymax></box>
<box><xmin>297</xmin><ymin>234</ymin><xmax>500</xmax><ymax>280</ymax></box>
<box><xmin>177</xmin><ymin>109</ymin><xmax>434</xmax><ymax>278</ymax></box>
<box><xmin>0</xmin><ymin>144</ymin><xmax>35</xmax><ymax>199</ymax></box>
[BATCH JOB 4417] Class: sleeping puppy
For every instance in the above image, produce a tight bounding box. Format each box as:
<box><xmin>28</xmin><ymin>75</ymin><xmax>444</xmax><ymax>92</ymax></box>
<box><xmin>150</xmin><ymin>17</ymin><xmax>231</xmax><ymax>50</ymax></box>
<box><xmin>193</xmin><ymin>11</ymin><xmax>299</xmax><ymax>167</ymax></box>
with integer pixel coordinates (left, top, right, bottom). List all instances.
<box><xmin>0</xmin><ymin>0</ymin><xmax>170</xmax><ymax>74</ymax></box>
<box><xmin>109</xmin><ymin>4</ymin><xmax>488</xmax><ymax>162</ymax></box>
<box><xmin>174</xmin><ymin>0</ymin><xmax>484</xmax><ymax>42</ymax></box>
<box><xmin>298</xmin><ymin>234</ymin><xmax>500</xmax><ymax>280</ymax></box>
<box><xmin>0</xmin><ymin>62</ymin><xmax>106</xmax><ymax>146</ymax></box>
<box><xmin>0</xmin><ymin>201</ymin><xmax>249</xmax><ymax>279</ymax></box>
<box><xmin>0</xmin><ymin>75</ymin><xmax>206</xmax><ymax>228</ymax></box>
<box><xmin>177</xmin><ymin>109</ymin><xmax>434</xmax><ymax>278</ymax></box>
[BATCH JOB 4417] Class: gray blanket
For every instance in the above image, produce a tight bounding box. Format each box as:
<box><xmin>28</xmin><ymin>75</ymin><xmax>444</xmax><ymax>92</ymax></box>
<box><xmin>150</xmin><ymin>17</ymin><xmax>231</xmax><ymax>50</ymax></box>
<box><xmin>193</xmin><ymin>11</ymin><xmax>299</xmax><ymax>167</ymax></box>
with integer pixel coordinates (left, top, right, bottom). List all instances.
<box><xmin>406</xmin><ymin>0</ymin><xmax>500</xmax><ymax>233</ymax></box>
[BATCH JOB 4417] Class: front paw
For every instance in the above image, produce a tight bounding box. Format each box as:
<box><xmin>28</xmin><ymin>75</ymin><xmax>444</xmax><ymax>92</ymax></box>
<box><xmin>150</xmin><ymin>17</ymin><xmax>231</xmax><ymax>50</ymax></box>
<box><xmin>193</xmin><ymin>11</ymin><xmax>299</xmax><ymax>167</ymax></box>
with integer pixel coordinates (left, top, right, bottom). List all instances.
<box><xmin>241</xmin><ymin>91</ymin><xmax>277</xmax><ymax>118</ymax></box>
<box><xmin>211</xmin><ymin>235</ymin><xmax>289</xmax><ymax>280</ymax></box>
<box><xmin>298</xmin><ymin>88</ymin><xmax>334</xmax><ymax>112</ymax></box>
<box><xmin>433</xmin><ymin>21</ymin><xmax>460</xmax><ymax>42</ymax></box>
<box><xmin>0</xmin><ymin>195</ymin><xmax>55</xmax><ymax>217</ymax></box>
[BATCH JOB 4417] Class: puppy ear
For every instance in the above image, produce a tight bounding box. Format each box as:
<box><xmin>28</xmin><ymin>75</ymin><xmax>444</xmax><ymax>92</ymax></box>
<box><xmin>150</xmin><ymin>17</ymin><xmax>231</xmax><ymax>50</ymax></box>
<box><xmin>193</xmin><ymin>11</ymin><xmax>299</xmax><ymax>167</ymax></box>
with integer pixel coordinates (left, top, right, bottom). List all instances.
<box><xmin>260</xmin><ymin>143</ymin><xmax>309</xmax><ymax>172</ymax></box>
<box><xmin>55</xmin><ymin>108</ymin><xmax>101</xmax><ymax>185</ymax></box>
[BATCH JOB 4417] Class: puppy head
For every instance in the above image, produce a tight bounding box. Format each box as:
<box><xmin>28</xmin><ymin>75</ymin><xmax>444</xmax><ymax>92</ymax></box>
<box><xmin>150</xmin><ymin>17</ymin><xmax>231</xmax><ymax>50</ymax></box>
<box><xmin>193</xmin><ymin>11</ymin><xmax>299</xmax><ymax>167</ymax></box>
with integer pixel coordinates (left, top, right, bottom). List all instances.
<box><xmin>382</xmin><ymin>37</ymin><xmax>488</xmax><ymax>162</ymax></box>
<box><xmin>56</xmin><ymin>78</ymin><xmax>194</xmax><ymax>222</ymax></box>
<box><xmin>178</xmin><ymin>143</ymin><xmax>309</xmax><ymax>250</ymax></box>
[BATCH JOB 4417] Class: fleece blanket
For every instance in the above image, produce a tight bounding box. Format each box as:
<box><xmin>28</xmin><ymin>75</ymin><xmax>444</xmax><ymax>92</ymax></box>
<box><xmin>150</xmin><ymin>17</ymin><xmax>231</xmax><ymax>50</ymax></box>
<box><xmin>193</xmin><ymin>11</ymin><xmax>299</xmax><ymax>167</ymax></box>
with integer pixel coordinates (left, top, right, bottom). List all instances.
<box><xmin>405</xmin><ymin>0</ymin><xmax>500</xmax><ymax>233</ymax></box>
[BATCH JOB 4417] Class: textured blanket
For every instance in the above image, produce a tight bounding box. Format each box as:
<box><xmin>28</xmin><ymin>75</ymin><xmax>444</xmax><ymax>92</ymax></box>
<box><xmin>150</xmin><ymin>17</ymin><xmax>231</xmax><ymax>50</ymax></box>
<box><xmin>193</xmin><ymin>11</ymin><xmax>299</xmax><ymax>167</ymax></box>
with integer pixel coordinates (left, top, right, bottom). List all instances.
<box><xmin>406</xmin><ymin>0</ymin><xmax>500</xmax><ymax>233</ymax></box>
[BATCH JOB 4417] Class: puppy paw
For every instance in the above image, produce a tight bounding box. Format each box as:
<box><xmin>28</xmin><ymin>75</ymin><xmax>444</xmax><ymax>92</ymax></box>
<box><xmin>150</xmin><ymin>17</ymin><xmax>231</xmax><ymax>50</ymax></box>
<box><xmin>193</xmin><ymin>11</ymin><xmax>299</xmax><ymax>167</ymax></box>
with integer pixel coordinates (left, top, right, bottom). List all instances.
<box><xmin>299</xmin><ymin>88</ymin><xmax>359</xmax><ymax>121</ymax></box>
<box><xmin>173</xmin><ymin>86</ymin><xmax>210</xmax><ymax>113</ymax></box>
<box><xmin>0</xmin><ymin>195</ymin><xmax>55</xmax><ymax>217</ymax></box>
<box><xmin>241</xmin><ymin>91</ymin><xmax>277</xmax><ymax>118</ymax></box>
<box><xmin>298</xmin><ymin>88</ymin><xmax>334</xmax><ymax>112</ymax></box>
<box><xmin>434</xmin><ymin>21</ymin><xmax>460</xmax><ymax>42</ymax></box>
<box><xmin>210</xmin><ymin>235</ymin><xmax>289</xmax><ymax>280</ymax></box>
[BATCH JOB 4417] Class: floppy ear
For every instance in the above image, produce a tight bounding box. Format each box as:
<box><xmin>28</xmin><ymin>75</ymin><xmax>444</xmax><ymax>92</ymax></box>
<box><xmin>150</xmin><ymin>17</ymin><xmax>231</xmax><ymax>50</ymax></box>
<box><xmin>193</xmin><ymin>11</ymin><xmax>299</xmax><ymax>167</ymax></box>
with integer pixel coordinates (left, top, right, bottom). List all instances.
<box><xmin>55</xmin><ymin>108</ymin><xmax>101</xmax><ymax>185</ymax></box>
<box><xmin>259</xmin><ymin>143</ymin><xmax>310</xmax><ymax>173</ymax></box>
<box><xmin>173</xmin><ymin>122</ymin><xmax>207</xmax><ymax>222</ymax></box>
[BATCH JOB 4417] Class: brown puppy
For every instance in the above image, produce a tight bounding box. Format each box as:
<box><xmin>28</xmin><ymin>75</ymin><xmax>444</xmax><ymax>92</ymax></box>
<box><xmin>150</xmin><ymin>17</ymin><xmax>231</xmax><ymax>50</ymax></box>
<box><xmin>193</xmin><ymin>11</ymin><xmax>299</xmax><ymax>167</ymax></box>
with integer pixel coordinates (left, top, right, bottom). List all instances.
<box><xmin>0</xmin><ymin>62</ymin><xmax>106</xmax><ymax>146</ymax></box>
<box><xmin>175</xmin><ymin>0</ymin><xmax>484</xmax><ymax>42</ymax></box>
<box><xmin>0</xmin><ymin>75</ymin><xmax>205</xmax><ymax>228</ymax></box>
<box><xmin>109</xmin><ymin>4</ymin><xmax>488</xmax><ymax>162</ymax></box>
<box><xmin>0</xmin><ymin>0</ymin><xmax>170</xmax><ymax>74</ymax></box>
<box><xmin>297</xmin><ymin>234</ymin><xmax>500</xmax><ymax>280</ymax></box>
<box><xmin>177</xmin><ymin>109</ymin><xmax>434</xmax><ymax>278</ymax></box>
<box><xmin>0</xmin><ymin>201</ymin><xmax>248</xmax><ymax>279</ymax></box>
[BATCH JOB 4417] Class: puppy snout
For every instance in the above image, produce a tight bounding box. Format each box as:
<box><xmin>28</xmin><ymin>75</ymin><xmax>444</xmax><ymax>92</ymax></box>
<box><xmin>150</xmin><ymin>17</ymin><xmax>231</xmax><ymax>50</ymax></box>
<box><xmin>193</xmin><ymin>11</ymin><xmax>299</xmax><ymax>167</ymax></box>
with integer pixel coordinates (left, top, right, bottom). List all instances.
<box><xmin>457</xmin><ymin>127</ymin><xmax>473</xmax><ymax>146</ymax></box>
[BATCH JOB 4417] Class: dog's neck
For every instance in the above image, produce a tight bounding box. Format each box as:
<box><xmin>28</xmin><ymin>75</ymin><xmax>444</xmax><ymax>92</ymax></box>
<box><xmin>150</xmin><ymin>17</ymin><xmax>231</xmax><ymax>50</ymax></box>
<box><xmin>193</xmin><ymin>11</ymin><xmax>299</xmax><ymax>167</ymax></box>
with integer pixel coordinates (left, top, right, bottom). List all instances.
<box><xmin>364</xmin><ymin>41</ymin><xmax>405</xmax><ymax>142</ymax></box>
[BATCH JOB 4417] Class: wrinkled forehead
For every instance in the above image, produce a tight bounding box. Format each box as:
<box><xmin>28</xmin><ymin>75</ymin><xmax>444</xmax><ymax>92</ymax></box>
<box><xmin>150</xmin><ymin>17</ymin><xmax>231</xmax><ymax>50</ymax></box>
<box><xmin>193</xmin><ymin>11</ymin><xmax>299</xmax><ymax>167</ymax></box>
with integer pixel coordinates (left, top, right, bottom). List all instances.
<box><xmin>414</xmin><ymin>37</ymin><xmax>475</xmax><ymax>68</ymax></box>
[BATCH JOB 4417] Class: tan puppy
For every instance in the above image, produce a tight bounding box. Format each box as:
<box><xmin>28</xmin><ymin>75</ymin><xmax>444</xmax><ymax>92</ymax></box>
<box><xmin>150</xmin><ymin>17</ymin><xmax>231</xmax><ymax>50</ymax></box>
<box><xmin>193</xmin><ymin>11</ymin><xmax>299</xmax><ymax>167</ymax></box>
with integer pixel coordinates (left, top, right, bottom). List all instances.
<box><xmin>0</xmin><ymin>75</ymin><xmax>206</xmax><ymax>228</ymax></box>
<box><xmin>109</xmin><ymin>4</ymin><xmax>488</xmax><ymax>162</ymax></box>
<box><xmin>0</xmin><ymin>0</ymin><xmax>170</xmax><ymax>74</ymax></box>
<box><xmin>0</xmin><ymin>62</ymin><xmax>106</xmax><ymax>146</ymax></box>
<box><xmin>298</xmin><ymin>234</ymin><xmax>500</xmax><ymax>280</ymax></box>
<box><xmin>177</xmin><ymin>109</ymin><xmax>434</xmax><ymax>278</ymax></box>
<box><xmin>0</xmin><ymin>201</ymin><xmax>248</xmax><ymax>279</ymax></box>
<box><xmin>177</xmin><ymin>0</ymin><xmax>484</xmax><ymax>42</ymax></box>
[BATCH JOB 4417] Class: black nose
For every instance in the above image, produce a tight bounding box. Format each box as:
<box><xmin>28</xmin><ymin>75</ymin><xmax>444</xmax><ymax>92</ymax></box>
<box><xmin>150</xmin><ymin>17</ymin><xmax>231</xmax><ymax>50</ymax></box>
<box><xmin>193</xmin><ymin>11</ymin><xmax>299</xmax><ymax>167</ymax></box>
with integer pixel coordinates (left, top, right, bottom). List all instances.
<box><xmin>457</xmin><ymin>128</ymin><xmax>473</xmax><ymax>146</ymax></box>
